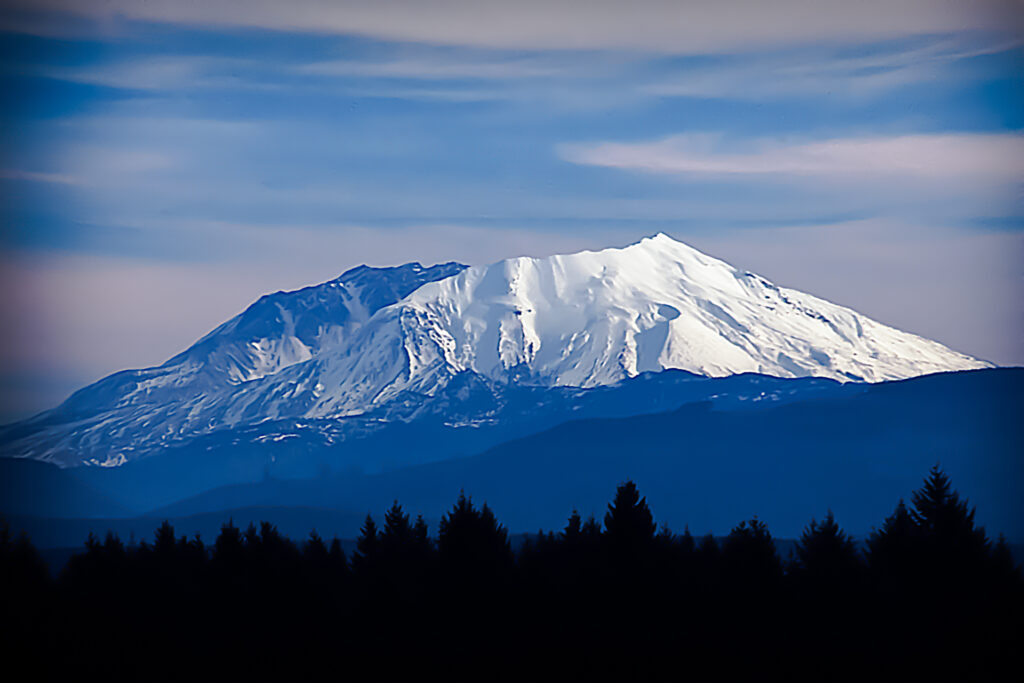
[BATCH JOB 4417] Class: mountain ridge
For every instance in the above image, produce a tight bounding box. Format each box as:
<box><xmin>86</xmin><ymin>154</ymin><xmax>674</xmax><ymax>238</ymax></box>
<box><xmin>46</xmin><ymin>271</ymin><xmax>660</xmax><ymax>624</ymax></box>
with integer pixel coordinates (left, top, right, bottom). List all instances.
<box><xmin>0</xmin><ymin>234</ymin><xmax>989</xmax><ymax>468</ymax></box>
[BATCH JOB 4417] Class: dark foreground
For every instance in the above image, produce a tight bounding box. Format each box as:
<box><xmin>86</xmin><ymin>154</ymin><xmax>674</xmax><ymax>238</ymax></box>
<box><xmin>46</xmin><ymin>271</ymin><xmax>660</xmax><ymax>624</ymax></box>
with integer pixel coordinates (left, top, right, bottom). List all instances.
<box><xmin>2</xmin><ymin>467</ymin><xmax>1020</xmax><ymax>680</ymax></box>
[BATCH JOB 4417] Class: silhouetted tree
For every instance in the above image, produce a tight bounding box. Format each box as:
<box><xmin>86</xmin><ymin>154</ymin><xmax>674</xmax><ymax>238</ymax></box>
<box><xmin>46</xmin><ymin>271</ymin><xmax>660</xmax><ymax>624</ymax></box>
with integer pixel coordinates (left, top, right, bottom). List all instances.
<box><xmin>351</xmin><ymin>514</ymin><xmax>379</xmax><ymax>577</ymax></box>
<box><xmin>911</xmin><ymin>466</ymin><xmax>990</xmax><ymax>579</ymax></box>
<box><xmin>722</xmin><ymin>518</ymin><xmax>781</xmax><ymax>588</ymax></box>
<box><xmin>437</xmin><ymin>491</ymin><xmax>512</xmax><ymax>582</ymax></box>
<box><xmin>304</xmin><ymin>531</ymin><xmax>329</xmax><ymax>564</ymax></box>
<box><xmin>604</xmin><ymin>481</ymin><xmax>656</xmax><ymax>575</ymax></box>
<box><xmin>213</xmin><ymin>520</ymin><xmax>245</xmax><ymax>569</ymax></box>
<box><xmin>328</xmin><ymin>537</ymin><xmax>348</xmax><ymax>573</ymax></box>
<box><xmin>791</xmin><ymin>511</ymin><xmax>863</xmax><ymax>588</ymax></box>
<box><xmin>563</xmin><ymin>509</ymin><xmax>583</xmax><ymax>543</ymax></box>
<box><xmin>0</xmin><ymin>521</ymin><xmax>50</xmax><ymax>629</ymax></box>
<box><xmin>866</xmin><ymin>499</ymin><xmax>918</xmax><ymax>583</ymax></box>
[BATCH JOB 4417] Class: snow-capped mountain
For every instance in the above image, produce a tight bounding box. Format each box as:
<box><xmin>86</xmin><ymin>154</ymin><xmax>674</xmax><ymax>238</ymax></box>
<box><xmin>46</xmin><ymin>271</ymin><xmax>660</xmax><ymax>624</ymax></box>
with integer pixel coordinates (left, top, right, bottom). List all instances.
<box><xmin>1</xmin><ymin>261</ymin><xmax>465</xmax><ymax>466</ymax></box>
<box><xmin>0</xmin><ymin>234</ymin><xmax>989</xmax><ymax>467</ymax></box>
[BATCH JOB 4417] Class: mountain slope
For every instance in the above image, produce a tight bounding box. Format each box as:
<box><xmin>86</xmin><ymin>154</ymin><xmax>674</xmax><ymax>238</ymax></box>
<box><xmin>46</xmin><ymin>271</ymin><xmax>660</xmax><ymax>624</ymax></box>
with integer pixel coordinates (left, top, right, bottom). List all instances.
<box><xmin>0</xmin><ymin>261</ymin><xmax>465</xmax><ymax>466</ymax></box>
<box><xmin>0</xmin><ymin>234</ymin><xmax>988</xmax><ymax>468</ymax></box>
<box><xmin>154</xmin><ymin>368</ymin><xmax>1024</xmax><ymax>541</ymax></box>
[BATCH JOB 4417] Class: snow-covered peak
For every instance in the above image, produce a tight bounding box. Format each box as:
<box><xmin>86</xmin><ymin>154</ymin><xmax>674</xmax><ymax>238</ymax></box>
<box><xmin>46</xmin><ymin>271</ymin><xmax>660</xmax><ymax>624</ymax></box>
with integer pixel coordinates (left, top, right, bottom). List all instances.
<box><xmin>366</xmin><ymin>232</ymin><xmax>988</xmax><ymax>392</ymax></box>
<box><xmin>0</xmin><ymin>235</ymin><xmax>990</xmax><ymax>466</ymax></box>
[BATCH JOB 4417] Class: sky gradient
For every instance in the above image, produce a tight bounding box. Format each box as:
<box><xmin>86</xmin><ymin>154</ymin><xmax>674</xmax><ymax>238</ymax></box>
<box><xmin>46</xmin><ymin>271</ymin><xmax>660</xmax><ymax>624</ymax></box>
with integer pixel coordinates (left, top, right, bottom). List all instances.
<box><xmin>1</xmin><ymin>0</ymin><xmax>1022</xmax><ymax>421</ymax></box>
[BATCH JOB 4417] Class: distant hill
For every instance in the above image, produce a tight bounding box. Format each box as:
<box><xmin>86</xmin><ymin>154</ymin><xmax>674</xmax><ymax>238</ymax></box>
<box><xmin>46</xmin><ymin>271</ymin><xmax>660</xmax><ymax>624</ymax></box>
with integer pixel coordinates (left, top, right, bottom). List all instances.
<box><xmin>151</xmin><ymin>368</ymin><xmax>1023</xmax><ymax>541</ymax></box>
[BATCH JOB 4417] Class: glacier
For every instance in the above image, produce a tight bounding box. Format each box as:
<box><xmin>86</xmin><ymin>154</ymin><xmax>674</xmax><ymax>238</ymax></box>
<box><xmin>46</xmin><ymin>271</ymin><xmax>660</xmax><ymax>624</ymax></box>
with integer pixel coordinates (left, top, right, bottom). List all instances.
<box><xmin>0</xmin><ymin>234</ymin><xmax>990</xmax><ymax>467</ymax></box>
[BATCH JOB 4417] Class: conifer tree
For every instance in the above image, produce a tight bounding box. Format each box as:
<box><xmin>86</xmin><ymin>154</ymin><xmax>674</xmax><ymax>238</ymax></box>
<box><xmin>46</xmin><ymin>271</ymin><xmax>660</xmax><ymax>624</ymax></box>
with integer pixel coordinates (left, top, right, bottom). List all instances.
<box><xmin>866</xmin><ymin>499</ymin><xmax>919</xmax><ymax>583</ymax></box>
<box><xmin>304</xmin><ymin>531</ymin><xmax>329</xmax><ymax>564</ymax></box>
<box><xmin>213</xmin><ymin>520</ymin><xmax>244</xmax><ymax>567</ymax></box>
<box><xmin>352</xmin><ymin>514</ymin><xmax>379</xmax><ymax>577</ymax></box>
<box><xmin>0</xmin><ymin>523</ymin><xmax>50</xmax><ymax>613</ymax></box>
<box><xmin>563</xmin><ymin>509</ymin><xmax>583</xmax><ymax>543</ymax></box>
<box><xmin>437</xmin><ymin>491</ymin><xmax>512</xmax><ymax>580</ymax></box>
<box><xmin>910</xmin><ymin>466</ymin><xmax>989</xmax><ymax>571</ymax></box>
<box><xmin>381</xmin><ymin>501</ymin><xmax>414</xmax><ymax>549</ymax></box>
<box><xmin>328</xmin><ymin>537</ymin><xmax>347</xmax><ymax>569</ymax></box>
<box><xmin>722</xmin><ymin>518</ymin><xmax>781</xmax><ymax>586</ymax></box>
<box><xmin>604</xmin><ymin>481</ymin><xmax>656</xmax><ymax>545</ymax></box>
<box><xmin>792</xmin><ymin>511</ymin><xmax>863</xmax><ymax>587</ymax></box>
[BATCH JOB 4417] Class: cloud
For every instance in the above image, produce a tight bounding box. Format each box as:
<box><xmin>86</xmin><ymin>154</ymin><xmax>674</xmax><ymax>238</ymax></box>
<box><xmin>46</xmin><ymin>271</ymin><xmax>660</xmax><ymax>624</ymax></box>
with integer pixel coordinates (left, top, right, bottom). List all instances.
<box><xmin>7</xmin><ymin>0</ymin><xmax>1021</xmax><ymax>53</ymax></box>
<box><xmin>42</xmin><ymin>56</ymin><xmax>263</xmax><ymax>91</ymax></box>
<box><xmin>0</xmin><ymin>169</ymin><xmax>80</xmax><ymax>185</ymax></box>
<box><xmin>298</xmin><ymin>55</ymin><xmax>580</xmax><ymax>80</ymax></box>
<box><xmin>643</xmin><ymin>38</ymin><xmax>1023</xmax><ymax>100</ymax></box>
<box><xmin>560</xmin><ymin>133</ymin><xmax>1024</xmax><ymax>181</ymax></box>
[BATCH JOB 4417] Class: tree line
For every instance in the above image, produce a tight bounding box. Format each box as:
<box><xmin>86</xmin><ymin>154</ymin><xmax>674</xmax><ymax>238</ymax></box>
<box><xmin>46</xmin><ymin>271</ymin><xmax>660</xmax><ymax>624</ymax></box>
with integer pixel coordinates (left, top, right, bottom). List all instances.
<box><xmin>2</xmin><ymin>466</ymin><xmax>1020</xmax><ymax>679</ymax></box>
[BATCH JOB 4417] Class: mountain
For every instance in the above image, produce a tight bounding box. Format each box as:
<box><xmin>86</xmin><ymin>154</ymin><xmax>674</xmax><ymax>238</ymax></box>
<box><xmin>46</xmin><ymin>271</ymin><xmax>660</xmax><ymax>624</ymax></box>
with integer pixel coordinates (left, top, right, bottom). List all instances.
<box><xmin>0</xmin><ymin>234</ymin><xmax>988</xmax><ymax>468</ymax></box>
<box><xmin>151</xmin><ymin>368</ymin><xmax>1024</xmax><ymax>541</ymax></box>
<box><xmin>63</xmin><ymin>371</ymin><xmax>851</xmax><ymax>514</ymax></box>
<box><xmin>0</xmin><ymin>261</ymin><xmax>465</xmax><ymax>467</ymax></box>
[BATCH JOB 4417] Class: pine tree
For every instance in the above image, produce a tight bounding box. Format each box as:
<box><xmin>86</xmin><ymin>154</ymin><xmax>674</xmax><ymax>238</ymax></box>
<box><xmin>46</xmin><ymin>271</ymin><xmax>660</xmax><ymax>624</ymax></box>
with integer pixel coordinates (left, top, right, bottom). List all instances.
<box><xmin>412</xmin><ymin>515</ymin><xmax>431</xmax><ymax>549</ymax></box>
<box><xmin>604</xmin><ymin>481</ymin><xmax>656</xmax><ymax>544</ymax></box>
<box><xmin>304</xmin><ymin>531</ymin><xmax>329</xmax><ymax>564</ymax></box>
<box><xmin>562</xmin><ymin>509</ymin><xmax>583</xmax><ymax>543</ymax></box>
<box><xmin>437</xmin><ymin>491</ymin><xmax>512</xmax><ymax>581</ymax></box>
<box><xmin>154</xmin><ymin>521</ymin><xmax>177</xmax><ymax>556</ymax></box>
<box><xmin>0</xmin><ymin>523</ymin><xmax>50</xmax><ymax>615</ymax></box>
<box><xmin>328</xmin><ymin>538</ymin><xmax>349</xmax><ymax>575</ymax></box>
<box><xmin>352</xmin><ymin>514</ymin><xmax>379</xmax><ymax>577</ymax></box>
<box><xmin>679</xmin><ymin>527</ymin><xmax>696</xmax><ymax>555</ymax></box>
<box><xmin>722</xmin><ymin>518</ymin><xmax>781</xmax><ymax>586</ymax></box>
<box><xmin>381</xmin><ymin>501</ymin><xmax>414</xmax><ymax>549</ymax></box>
<box><xmin>910</xmin><ymin>466</ymin><xmax>989</xmax><ymax>573</ymax></box>
<box><xmin>866</xmin><ymin>499</ymin><xmax>918</xmax><ymax>583</ymax></box>
<box><xmin>792</xmin><ymin>511</ymin><xmax>863</xmax><ymax>587</ymax></box>
<box><xmin>213</xmin><ymin>520</ymin><xmax>244</xmax><ymax>568</ymax></box>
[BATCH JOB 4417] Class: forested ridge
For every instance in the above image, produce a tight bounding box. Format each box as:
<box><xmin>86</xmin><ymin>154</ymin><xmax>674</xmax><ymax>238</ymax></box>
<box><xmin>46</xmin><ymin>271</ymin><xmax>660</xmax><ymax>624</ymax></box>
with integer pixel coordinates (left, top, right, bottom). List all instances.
<box><xmin>2</xmin><ymin>467</ymin><xmax>1020</xmax><ymax>680</ymax></box>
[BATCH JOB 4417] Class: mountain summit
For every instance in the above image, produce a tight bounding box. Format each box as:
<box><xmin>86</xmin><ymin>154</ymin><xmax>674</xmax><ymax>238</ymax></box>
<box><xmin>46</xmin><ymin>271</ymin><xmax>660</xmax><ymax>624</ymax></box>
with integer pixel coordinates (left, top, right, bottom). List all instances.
<box><xmin>1</xmin><ymin>234</ymin><xmax>988</xmax><ymax>466</ymax></box>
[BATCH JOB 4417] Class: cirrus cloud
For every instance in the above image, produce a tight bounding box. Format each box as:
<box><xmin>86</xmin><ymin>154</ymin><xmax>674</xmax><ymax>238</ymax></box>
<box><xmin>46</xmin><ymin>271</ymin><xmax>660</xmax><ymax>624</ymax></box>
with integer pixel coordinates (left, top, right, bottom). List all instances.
<box><xmin>559</xmin><ymin>132</ymin><xmax>1024</xmax><ymax>180</ymax></box>
<box><xmin>5</xmin><ymin>0</ymin><xmax>1021</xmax><ymax>53</ymax></box>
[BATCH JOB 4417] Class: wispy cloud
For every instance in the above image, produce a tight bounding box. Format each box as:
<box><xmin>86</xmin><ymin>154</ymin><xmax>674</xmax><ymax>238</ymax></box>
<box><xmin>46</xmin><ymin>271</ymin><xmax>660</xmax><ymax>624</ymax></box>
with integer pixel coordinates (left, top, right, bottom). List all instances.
<box><xmin>644</xmin><ymin>38</ymin><xmax>1023</xmax><ymax>100</ymax></box>
<box><xmin>0</xmin><ymin>169</ymin><xmax>81</xmax><ymax>185</ymax></box>
<box><xmin>560</xmin><ymin>133</ymin><xmax>1024</xmax><ymax>180</ymax></box>
<box><xmin>6</xmin><ymin>0</ymin><xmax>1021</xmax><ymax>53</ymax></box>
<box><xmin>40</xmin><ymin>55</ymin><xmax>280</xmax><ymax>91</ymax></box>
<box><xmin>298</xmin><ymin>55</ymin><xmax>581</xmax><ymax>80</ymax></box>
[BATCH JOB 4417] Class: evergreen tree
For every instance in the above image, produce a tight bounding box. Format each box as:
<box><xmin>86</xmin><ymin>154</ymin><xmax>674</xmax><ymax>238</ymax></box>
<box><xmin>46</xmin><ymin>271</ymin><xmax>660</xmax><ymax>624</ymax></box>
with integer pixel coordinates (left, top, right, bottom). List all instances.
<box><xmin>213</xmin><ymin>520</ymin><xmax>244</xmax><ymax>568</ymax></box>
<box><xmin>910</xmin><ymin>466</ymin><xmax>990</xmax><ymax>574</ymax></box>
<box><xmin>562</xmin><ymin>509</ymin><xmax>583</xmax><ymax>543</ymax></box>
<box><xmin>722</xmin><ymin>518</ymin><xmax>781</xmax><ymax>586</ymax></box>
<box><xmin>791</xmin><ymin>511</ymin><xmax>863</xmax><ymax>587</ymax></box>
<box><xmin>603</xmin><ymin>481</ymin><xmax>656</xmax><ymax>577</ymax></box>
<box><xmin>381</xmin><ymin>501</ymin><xmax>414</xmax><ymax>550</ymax></box>
<box><xmin>154</xmin><ymin>520</ymin><xmax>177</xmax><ymax>557</ymax></box>
<box><xmin>0</xmin><ymin>522</ymin><xmax>50</xmax><ymax>618</ymax></box>
<box><xmin>328</xmin><ymin>537</ymin><xmax>348</xmax><ymax>573</ymax></box>
<box><xmin>866</xmin><ymin>499</ymin><xmax>917</xmax><ymax>580</ymax></box>
<box><xmin>412</xmin><ymin>515</ymin><xmax>432</xmax><ymax>553</ymax></box>
<box><xmin>679</xmin><ymin>527</ymin><xmax>696</xmax><ymax>555</ymax></box>
<box><xmin>304</xmin><ymin>531</ymin><xmax>329</xmax><ymax>564</ymax></box>
<box><xmin>437</xmin><ymin>491</ymin><xmax>512</xmax><ymax>581</ymax></box>
<box><xmin>351</xmin><ymin>514</ymin><xmax>379</xmax><ymax>577</ymax></box>
<box><xmin>604</xmin><ymin>481</ymin><xmax>656</xmax><ymax>546</ymax></box>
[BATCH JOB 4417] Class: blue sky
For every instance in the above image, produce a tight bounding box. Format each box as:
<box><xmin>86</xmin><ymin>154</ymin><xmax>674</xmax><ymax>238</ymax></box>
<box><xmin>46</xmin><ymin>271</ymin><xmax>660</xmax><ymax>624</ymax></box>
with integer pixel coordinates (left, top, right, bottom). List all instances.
<box><xmin>1</xmin><ymin>0</ymin><xmax>1022</xmax><ymax>419</ymax></box>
